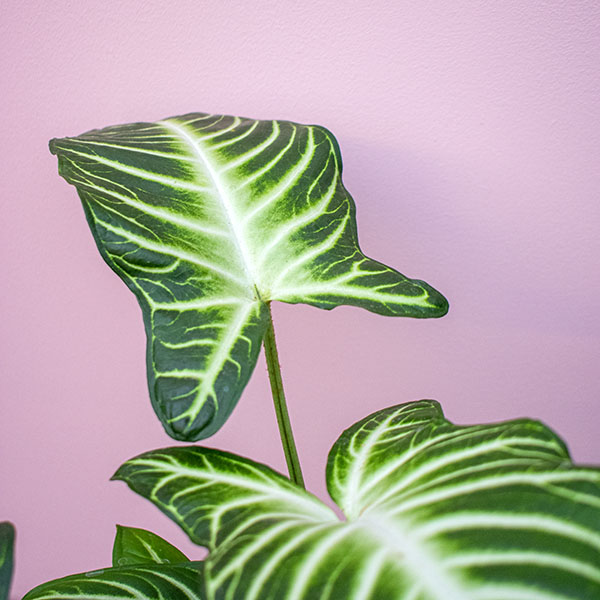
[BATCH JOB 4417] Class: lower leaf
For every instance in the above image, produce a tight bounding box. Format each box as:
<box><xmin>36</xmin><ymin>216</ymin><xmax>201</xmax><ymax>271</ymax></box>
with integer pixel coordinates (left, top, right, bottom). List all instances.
<box><xmin>22</xmin><ymin>562</ymin><xmax>205</xmax><ymax>600</ymax></box>
<box><xmin>115</xmin><ymin>400</ymin><xmax>600</xmax><ymax>599</ymax></box>
<box><xmin>112</xmin><ymin>524</ymin><xmax>189</xmax><ymax>567</ymax></box>
<box><xmin>0</xmin><ymin>523</ymin><xmax>15</xmax><ymax>600</ymax></box>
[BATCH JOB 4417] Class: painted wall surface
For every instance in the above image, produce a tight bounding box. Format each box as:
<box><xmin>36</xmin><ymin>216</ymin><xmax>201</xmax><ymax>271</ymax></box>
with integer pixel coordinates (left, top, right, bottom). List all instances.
<box><xmin>2</xmin><ymin>1</ymin><xmax>599</xmax><ymax>595</ymax></box>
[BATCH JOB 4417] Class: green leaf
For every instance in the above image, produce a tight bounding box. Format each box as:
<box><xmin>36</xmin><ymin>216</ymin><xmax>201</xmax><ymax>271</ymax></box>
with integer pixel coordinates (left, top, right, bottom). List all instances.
<box><xmin>0</xmin><ymin>522</ymin><xmax>15</xmax><ymax>600</ymax></box>
<box><xmin>113</xmin><ymin>524</ymin><xmax>189</xmax><ymax>567</ymax></box>
<box><xmin>114</xmin><ymin>400</ymin><xmax>600</xmax><ymax>599</ymax></box>
<box><xmin>49</xmin><ymin>114</ymin><xmax>448</xmax><ymax>441</ymax></box>
<box><xmin>22</xmin><ymin>561</ymin><xmax>205</xmax><ymax>600</ymax></box>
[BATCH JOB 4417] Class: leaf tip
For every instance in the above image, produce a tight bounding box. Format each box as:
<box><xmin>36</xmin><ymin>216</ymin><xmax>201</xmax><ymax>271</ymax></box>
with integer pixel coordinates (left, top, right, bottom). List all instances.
<box><xmin>424</xmin><ymin>284</ymin><xmax>450</xmax><ymax>317</ymax></box>
<box><xmin>48</xmin><ymin>137</ymin><xmax>60</xmax><ymax>156</ymax></box>
<box><xmin>110</xmin><ymin>465</ymin><xmax>127</xmax><ymax>483</ymax></box>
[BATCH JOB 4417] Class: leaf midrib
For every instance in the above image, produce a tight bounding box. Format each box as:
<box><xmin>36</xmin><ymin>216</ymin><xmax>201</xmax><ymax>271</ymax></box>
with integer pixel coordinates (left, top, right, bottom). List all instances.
<box><xmin>359</xmin><ymin>513</ymin><xmax>467</xmax><ymax>600</ymax></box>
<box><xmin>159</xmin><ymin>119</ymin><xmax>262</xmax><ymax>303</ymax></box>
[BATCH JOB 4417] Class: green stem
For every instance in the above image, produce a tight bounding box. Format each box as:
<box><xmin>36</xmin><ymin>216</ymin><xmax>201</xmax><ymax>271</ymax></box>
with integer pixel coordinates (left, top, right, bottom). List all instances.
<box><xmin>263</xmin><ymin>303</ymin><xmax>305</xmax><ymax>489</ymax></box>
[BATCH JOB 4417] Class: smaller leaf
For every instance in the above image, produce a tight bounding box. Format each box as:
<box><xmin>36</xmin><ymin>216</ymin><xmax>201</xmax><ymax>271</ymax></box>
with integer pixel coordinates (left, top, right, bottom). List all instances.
<box><xmin>0</xmin><ymin>522</ymin><xmax>15</xmax><ymax>600</ymax></box>
<box><xmin>113</xmin><ymin>524</ymin><xmax>189</xmax><ymax>567</ymax></box>
<box><xmin>22</xmin><ymin>561</ymin><xmax>205</xmax><ymax>600</ymax></box>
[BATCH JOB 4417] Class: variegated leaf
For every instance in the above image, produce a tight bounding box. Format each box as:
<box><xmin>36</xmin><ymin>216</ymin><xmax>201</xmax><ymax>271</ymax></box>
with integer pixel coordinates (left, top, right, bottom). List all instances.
<box><xmin>49</xmin><ymin>114</ymin><xmax>448</xmax><ymax>441</ymax></box>
<box><xmin>112</xmin><ymin>525</ymin><xmax>189</xmax><ymax>567</ymax></box>
<box><xmin>22</xmin><ymin>561</ymin><xmax>205</xmax><ymax>600</ymax></box>
<box><xmin>115</xmin><ymin>401</ymin><xmax>600</xmax><ymax>599</ymax></box>
<box><xmin>0</xmin><ymin>522</ymin><xmax>14</xmax><ymax>600</ymax></box>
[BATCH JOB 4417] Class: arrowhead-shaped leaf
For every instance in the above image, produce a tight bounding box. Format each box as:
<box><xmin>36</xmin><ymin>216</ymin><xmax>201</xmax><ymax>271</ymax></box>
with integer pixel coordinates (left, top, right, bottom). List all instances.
<box><xmin>115</xmin><ymin>400</ymin><xmax>600</xmax><ymax>599</ymax></box>
<box><xmin>112</xmin><ymin>525</ymin><xmax>189</xmax><ymax>567</ymax></box>
<box><xmin>23</xmin><ymin>561</ymin><xmax>205</xmax><ymax>600</ymax></box>
<box><xmin>49</xmin><ymin>114</ymin><xmax>448</xmax><ymax>441</ymax></box>
<box><xmin>0</xmin><ymin>522</ymin><xmax>14</xmax><ymax>600</ymax></box>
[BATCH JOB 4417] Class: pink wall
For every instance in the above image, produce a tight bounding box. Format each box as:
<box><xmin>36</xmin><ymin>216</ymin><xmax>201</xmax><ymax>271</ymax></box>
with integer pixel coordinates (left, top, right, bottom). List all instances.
<box><xmin>2</xmin><ymin>1</ymin><xmax>599</xmax><ymax>596</ymax></box>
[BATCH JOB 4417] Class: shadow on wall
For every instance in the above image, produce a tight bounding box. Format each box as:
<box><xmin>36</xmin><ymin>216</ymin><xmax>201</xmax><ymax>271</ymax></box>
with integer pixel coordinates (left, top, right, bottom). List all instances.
<box><xmin>342</xmin><ymin>135</ymin><xmax>599</xmax><ymax>341</ymax></box>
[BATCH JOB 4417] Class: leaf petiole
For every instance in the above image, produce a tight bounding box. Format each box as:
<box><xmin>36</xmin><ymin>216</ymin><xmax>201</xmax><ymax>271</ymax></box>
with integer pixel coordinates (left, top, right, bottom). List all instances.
<box><xmin>263</xmin><ymin>303</ymin><xmax>305</xmax><ymax>488</ymax></box>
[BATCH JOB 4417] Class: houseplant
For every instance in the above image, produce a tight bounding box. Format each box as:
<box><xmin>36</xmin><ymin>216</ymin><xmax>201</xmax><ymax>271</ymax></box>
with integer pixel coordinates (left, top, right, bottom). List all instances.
<box><xmin>21</xmin><ymin>113</ymin><xmax>600</xmax><ymax>599</ymax></box>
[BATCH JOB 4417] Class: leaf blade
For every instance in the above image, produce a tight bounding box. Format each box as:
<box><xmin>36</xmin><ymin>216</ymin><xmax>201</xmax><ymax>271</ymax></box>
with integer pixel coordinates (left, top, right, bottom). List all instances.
<box><xmin>22</xmin><ymin>562</ymin><xmax>205</xmax><ymax>600</ymax></box>
<box><xmin>112</xmin><ymin>446</ymin><xmax>337</xmax><ymax>549</ymax></box>
<box><xmin>327</xmin><ymin>400</ymin><xmax>600</xmax><ymax>599</ymax></box>
<box><xmin>112</xmin><ymin>525</ymin><xmax>189</xmax><ymax>567</ymax></box>
<box><xmin>0</xmin><ymin>522</ymin><xmax>14</xmax><ymax>600</ymax></box>
<box><xmin>50</xmin><ymin>113</ymin><xmax>447</xmax><ymax>441</ymax></box>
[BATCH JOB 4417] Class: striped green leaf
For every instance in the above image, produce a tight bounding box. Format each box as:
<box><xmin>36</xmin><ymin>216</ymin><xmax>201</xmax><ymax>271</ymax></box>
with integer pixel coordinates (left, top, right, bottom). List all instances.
<box><xmin>115</xmin><ymin>400</ymin><xmax>600</xmax><ymax>599</ymax></box>
<box><xmin>0</xmin><ymin>522</ymin><xmax>14</xmax><ymax>600</ymax></box>
<box><xmin>112</xmin><ymin>525</ymin><xmax>189</xmax><ymax>567</ymax></box>
<box><xmin>49</xmin><ymin>114</ymin><xmax>448</xmax><ymax>441</ymax></box>
<box><xmin>22</xmin><ymin>561</ymin><xmax>205</xmax><ymax>600</ymax></box>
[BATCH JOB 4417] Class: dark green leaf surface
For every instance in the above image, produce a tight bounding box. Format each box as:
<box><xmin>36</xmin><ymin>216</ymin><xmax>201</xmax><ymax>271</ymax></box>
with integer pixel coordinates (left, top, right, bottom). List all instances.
<box><xmin>115</xmin><ymin>401</ymin><xmax>600</xmax><ymax>599</ymax></box>
<box><xmin>112</xmin><ymin>525</ymin><xmax>189</xmax><ymax>567</ymax></box>
<box><xmin>50</xmin><ymin>114</ymin><xmax>448</xmax><ymax>441</ymax></box>
<box><xmin>23</xmin><ymin>561</ymin><xmax>205</xmax><ymax>600</ymax></box>
<box><xmin>0</xmin><ymin>522</ymin><xmax>14</xmax><ymax>600</ymax></box>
